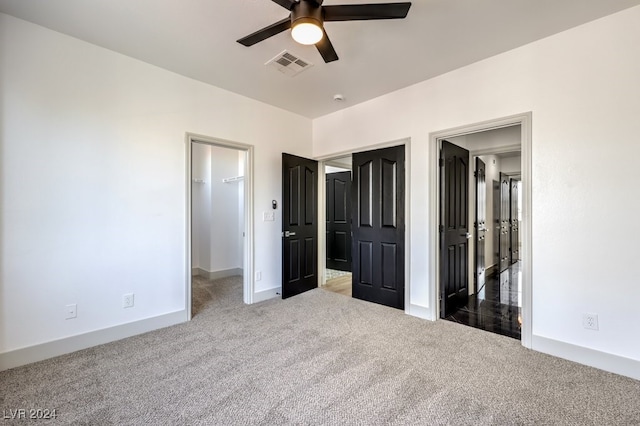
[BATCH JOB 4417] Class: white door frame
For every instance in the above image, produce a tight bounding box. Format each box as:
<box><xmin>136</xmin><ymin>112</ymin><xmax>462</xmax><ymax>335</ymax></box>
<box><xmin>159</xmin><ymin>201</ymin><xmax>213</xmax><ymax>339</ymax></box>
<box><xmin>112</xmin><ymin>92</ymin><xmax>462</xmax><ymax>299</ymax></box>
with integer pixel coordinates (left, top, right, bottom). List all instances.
<box><xmin>185</xmin><ymin>133</ymin><xmax>255</xmax><ymax>320</ymax></box>
<box><xmin>429</xmin><ymin>113</ymin><xmax>532</xmax><ymax>348</ymax></box>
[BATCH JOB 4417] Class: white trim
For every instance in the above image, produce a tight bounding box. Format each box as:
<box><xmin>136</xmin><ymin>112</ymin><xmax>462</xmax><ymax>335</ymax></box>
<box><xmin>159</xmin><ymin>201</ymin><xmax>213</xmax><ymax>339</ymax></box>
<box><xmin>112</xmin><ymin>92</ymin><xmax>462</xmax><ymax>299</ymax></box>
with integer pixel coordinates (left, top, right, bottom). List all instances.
<box><xmin>185</xmin><ymin>133</ymin><xmax>255</xmax><ymax>312</ymax></box>
<box><xmin>532</xmin><ymin>335</ymin><xmax>640</xmax><ymax>381</ymax></box>
<box><xmin>429</xmin><ymin>112</ymin><xmax>533</xmax><ymax>348</ymax></box>
<box><xmin>317</xmin><ymin>137</ymin><xmax>412</xmax><ymax>312</ymax></box>
<box><xmin>404</xmin><ymin>140</ymin><xmax>412</xmax><ymax>312</ymax></box>
<box><xmin>469</xmin><ymin>144</ymin><xmax>521</xmax><ymax>157</ymax></box>
<box><xmin>318</xmin><ymin>164</ymin><xmax>327</xmax><ymax>286</ymax></box>
<box><xmin>185</xmin><ymin>135</ymin><xmax>194</xmax><ymax>321</ymax></box>
<box><xmin>253</xmin><ymin>287</ymin><xmax>280</xmax><ymax>303</ymax></box>
<box><xmin>192</xmin><ymin>267</ymin><xmax>243</xmax><ymax>280</ymax></box>
<box><xmin>323</xmin><ymin>160</ymin><xmax>352</xmax><ymax>170</ymax></box>
<box><xmin>407</xmin><ymin>303</ymin><xmax>431</xmax><ymax>320</ymax></box>
<box><xmin>315</xmin><ymin>137</ymin><xmax>410</xmax><ymax>162</ymax></box>
<box><xmin>0</xmin><ymin>311</ymin><xmax>186</xmax><ymax>372</ymax></box>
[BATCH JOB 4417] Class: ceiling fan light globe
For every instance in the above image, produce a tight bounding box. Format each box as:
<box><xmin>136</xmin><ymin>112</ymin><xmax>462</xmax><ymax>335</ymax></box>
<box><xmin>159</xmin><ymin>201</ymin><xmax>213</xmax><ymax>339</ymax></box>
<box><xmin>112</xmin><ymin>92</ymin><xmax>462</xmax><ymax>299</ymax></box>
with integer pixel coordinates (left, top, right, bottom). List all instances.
<box><xmin>292</xmin><ymin>22</ymin><xmax>323</xmax><ymax>45</ymax></box>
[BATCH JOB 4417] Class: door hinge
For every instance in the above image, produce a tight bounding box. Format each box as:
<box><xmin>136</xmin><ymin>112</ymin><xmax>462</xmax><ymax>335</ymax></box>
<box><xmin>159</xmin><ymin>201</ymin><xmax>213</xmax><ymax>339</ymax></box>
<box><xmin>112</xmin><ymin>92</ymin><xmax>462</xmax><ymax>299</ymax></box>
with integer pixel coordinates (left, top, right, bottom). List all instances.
<box><xmin>439</xmin><ymin>158</ymin><xmax>444</xmax><ymax>167</ymax></box>
<box><xmin>439</xmin><ymin>225</ymin><xmax>444</xmax><ymax>233</ymax></box>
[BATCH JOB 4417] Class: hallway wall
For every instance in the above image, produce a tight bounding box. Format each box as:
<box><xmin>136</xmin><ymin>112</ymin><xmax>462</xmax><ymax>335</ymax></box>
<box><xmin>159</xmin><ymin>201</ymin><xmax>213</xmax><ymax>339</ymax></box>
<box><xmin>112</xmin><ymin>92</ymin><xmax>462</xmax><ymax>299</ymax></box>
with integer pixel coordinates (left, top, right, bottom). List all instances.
<box><xmin>448</xmin><ymin>126</ymin><xmax>521</xmax><ymax>293</ymax></box>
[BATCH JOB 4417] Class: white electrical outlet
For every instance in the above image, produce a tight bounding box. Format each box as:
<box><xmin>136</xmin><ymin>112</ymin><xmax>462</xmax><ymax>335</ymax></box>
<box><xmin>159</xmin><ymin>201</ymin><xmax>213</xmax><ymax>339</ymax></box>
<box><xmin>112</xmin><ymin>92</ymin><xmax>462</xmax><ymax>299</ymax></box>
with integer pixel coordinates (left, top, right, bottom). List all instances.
<box><xmin>255</xmin><ymin>271</ymin><xmax>262</xmax><ymax>281</ymax></box>
<box><xmin>65</xmin><ymin>304</ymin><xmax>77</xmax><ymax>319</ymax></box>
<box><xmin>583</xmin><ymin>313</ymin><xmax>599</xmax><ymax>330</ymax></box>
<box><xmin>123</xmin><ymin>293</ymin><xmax>135</xmax><ymax>309</ymax></box>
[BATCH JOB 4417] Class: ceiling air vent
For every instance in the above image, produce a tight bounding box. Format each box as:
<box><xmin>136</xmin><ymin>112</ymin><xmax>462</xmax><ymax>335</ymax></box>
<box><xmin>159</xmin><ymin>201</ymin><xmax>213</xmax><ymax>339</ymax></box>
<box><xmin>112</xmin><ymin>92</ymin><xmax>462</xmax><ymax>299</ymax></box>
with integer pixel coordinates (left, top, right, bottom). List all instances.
<box><xmin>265</xmin><ymin>50</ymin><xmax>313</xmax><ymax>77</ymax></box>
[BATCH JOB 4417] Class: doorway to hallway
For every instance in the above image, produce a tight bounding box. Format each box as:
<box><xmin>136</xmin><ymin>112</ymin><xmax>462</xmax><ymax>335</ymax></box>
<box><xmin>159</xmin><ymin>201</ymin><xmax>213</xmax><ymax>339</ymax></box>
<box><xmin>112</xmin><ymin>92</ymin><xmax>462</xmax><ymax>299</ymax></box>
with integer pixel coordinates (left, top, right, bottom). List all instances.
<box><xmin>437</xmin><ymin>123</ymin><xmax>525</xmax><ymax>340</ymax></box>
<box><xmin>324</xmin><ymin>157</ymin><xmax>353</xmax><ymax>297</ymax></box>
<box><xmin>291</xmin><ymin>143</ymin><xmax>407</xmax><ymax>311</ymax></box>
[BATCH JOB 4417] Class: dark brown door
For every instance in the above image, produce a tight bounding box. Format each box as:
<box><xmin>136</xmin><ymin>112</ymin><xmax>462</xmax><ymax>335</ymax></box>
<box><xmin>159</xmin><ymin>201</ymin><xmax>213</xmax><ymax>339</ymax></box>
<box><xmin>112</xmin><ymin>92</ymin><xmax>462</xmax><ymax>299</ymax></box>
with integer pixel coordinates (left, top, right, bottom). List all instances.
<box><xmin>510</xmin><ymin>178</ymin><xmax>520</xmax><ymax>264</ymax></box>
<box><xmin>352</xmin><ymin>145</ymin><xmax>405</xmax><ymax>310</ymax></box>
<box><xmin>326</xmin><ymin>171</ymin><xmax>352</xmax><ymax>272</ymax></box>
<box><xmin>282</xmin><ymin>153</ymin><xmax>318</xmax><ymax>299</ymax></box>
<box><xmin>440</xmin><ymin>140</ymin><xmax>470</xmax><ymax>318</ymax></box>
<box><xmin>475</xmin><ymin>157</ymin><xmax>486</xmax><ymax>291</ymax></box>
<box><xmin>499</xmin><ymin>172</ymin><xmax>510</xmax><ymax>272</ymax></box>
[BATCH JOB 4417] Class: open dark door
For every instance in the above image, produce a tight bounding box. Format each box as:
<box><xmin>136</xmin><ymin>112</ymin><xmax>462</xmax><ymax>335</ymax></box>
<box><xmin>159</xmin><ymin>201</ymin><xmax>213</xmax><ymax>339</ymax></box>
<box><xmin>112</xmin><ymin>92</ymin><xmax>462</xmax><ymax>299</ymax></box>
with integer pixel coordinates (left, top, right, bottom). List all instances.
<box><xmin>499</xmin><ymin>173</ymin><xmax>510</xmax><ymax>272</ymax></box>
<box><xmin>282</xmin><ymin>153</ymin><xmax>318</xmax><ymax>299</ymax></box>
<box><xmin>326</xmin><ymin>171</ymin><xmax>352</xmax><ymax>272</ymax></box>
<box><xmin>352</xmin><ymin>145</ymin><xmax>405</xmax><ymax>310</ymax></box>
<box><xmin>510</xmin><ymin>178</ymin><xmax>520</xmax><ymax>264</ymax></box>
<box><xmin>475</xmin><ymin>157</ymin><xmax>486</xmax><ymax>291</ymax></box>
<box><xmin>440</xmin><ymin>140</ymin><xmax>470</xmax><ymax>318</ymax></box>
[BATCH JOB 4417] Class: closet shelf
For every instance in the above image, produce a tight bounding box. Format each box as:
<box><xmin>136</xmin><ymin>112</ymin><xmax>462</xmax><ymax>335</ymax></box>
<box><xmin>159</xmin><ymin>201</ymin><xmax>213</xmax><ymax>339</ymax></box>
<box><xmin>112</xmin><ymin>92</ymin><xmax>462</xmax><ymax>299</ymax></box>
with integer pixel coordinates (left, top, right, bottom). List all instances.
<box><xmin>222</xmin><ymin>176</ymin><xmax>244</xmax><ymax>183</ymax></box>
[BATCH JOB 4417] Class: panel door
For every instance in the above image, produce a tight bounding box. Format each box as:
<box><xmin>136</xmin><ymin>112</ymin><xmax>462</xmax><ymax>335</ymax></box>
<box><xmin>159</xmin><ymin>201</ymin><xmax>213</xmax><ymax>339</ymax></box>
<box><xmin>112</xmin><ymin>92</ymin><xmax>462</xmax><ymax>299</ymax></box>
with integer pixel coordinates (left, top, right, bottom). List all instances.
<box><xmin>499</xmin><ymin>173</ymin><xmax>511</xmax><ymax>272</ymax></box>
<box><xmin>282</xmin><ymin>153</ymin><xmax>318</xmax><ymax>299</ymax></box>
<box><xmin>352</xmin><ymin>145</ymin><xmax>405</xmax><ymax>310</ymax></box>
<box><xmin>510</xmin><ymin>178</ymin><xmax>520</xmax><ymax>264</ymax></box>
<box><xmin>475</xmin><ymin>157</ymin><xmax>487</xmax><ymax>291</ymax></box>
<box><xmin>326</xmin><ymin>171</ymin><xmax>352</xmax><ymax>272</ymax></box>
<box><xmin>440</xmin><ymin>140</ymin><xmax>470</xmax><ymax>318</ymax></box>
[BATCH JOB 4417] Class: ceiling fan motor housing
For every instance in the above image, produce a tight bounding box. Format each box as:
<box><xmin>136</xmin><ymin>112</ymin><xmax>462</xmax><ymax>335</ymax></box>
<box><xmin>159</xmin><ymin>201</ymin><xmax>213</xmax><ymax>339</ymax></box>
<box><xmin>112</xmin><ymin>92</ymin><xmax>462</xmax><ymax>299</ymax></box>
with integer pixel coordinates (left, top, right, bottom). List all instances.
<box><xmin>291</xmin><ymin>0</ymin><xmax>324</xmax><ymax>28</ymax></box>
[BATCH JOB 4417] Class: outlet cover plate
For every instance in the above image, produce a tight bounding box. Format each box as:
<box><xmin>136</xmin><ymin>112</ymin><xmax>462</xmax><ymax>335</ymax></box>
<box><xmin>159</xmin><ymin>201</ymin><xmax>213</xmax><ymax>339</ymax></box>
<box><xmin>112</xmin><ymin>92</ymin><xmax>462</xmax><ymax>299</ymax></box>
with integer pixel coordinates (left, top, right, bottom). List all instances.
<box><xmin>123</xmin><ymin>293</ymin><xmax>135</xmax><ymax>309</ymax></box>
<box><xmin>583</xmin><ymin>313</ymin><xmax>599</xmax><ymax>330</ymax></box>
<box><xmin>65</xmin><ymin>304</ymin><xmax>77</xmax><ymax>319</ymax></box>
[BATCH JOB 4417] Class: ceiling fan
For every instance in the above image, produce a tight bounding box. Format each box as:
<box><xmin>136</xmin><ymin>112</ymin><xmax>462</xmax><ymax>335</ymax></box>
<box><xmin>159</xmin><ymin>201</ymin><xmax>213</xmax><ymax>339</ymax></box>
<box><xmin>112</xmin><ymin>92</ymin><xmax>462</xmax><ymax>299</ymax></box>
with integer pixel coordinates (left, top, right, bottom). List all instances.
<box><xmin>237</xmin><ymin>0</ymin><xmax>412</xmax><ymax>63</ymax></box>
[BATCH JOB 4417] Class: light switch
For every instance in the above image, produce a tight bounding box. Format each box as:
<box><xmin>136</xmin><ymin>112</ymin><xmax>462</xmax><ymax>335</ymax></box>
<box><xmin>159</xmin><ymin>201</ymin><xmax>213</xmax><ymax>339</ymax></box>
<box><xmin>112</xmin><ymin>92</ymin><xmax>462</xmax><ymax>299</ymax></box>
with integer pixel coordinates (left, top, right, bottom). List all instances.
<box><xmin>263</xmin><ymin>211</ymin><xmax>275</xmax><ymax>221</ymax></box>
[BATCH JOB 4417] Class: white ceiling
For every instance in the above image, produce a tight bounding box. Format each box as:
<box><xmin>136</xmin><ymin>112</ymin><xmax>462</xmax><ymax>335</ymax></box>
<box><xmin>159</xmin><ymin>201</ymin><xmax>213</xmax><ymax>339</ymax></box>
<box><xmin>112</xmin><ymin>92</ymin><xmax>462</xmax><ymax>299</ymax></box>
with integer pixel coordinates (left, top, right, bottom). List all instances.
<box><xmin>1</xmin><ymin>0</ymin><xmax>639</xmax><ymax>118</ymax></box>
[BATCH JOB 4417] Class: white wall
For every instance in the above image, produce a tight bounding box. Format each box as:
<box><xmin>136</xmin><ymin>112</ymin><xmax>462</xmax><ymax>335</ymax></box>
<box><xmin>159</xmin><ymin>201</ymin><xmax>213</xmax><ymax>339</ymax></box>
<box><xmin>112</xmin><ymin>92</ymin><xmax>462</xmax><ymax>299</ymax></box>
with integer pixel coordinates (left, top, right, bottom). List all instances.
<box><xmin>451</xmin><ymin>125</ymin><xmax>521</xmax><ymax>152</ymax></box>
<box><xmin>500</xmin><ymin>155</ymin><xmax>522</xmax><ymax>175</ymax></box>
<box><xmin>191</xmin><ymin>143</ymin><xmax>212</xmax><ymax>270</ymax></box>
<box><xmin>237</xmin><ymin>151</ymin><xmax>245</xmax><ymax>269</ymax></box>
<box><xmin>191</xmin><ymin>143</ymin><xmax>243</xmax><ymax>274</ymax></box>
<box><xmin>0</xmin><ymin>13</ymin><xmax>311</xmax><ymax>356</ymax></box>
<box><xmin>326</xmin><ymin>165</ymin><xmax>350</xmax><ymax>173</ymax></box>
<box><xmin>313</xmin><ymin>6</ymin><xmax>640</xmax><ymax>370</ymax></box>
<box><xmin>209</xmin><ymin>145</ymin><xmax>243</xmax><ymax>273</ymax></box>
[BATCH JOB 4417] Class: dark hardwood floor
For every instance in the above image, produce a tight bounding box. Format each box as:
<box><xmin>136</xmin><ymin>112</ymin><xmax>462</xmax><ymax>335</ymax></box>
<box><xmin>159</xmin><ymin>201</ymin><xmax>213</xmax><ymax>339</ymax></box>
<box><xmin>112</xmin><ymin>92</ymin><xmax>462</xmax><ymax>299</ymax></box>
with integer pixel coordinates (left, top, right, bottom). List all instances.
<box><xmin>444</xmin><ymin>261</ymin><xmax>522</xmax><ymax>339</ymax></box>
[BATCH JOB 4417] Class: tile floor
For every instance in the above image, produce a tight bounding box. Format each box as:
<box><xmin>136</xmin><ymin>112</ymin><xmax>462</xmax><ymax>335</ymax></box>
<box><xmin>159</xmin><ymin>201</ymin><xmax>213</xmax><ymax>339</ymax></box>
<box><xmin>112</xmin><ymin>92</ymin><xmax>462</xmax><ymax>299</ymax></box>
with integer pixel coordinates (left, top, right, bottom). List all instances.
<box><xmin>444</xmin><ymin>261</ymin><xmax>522</xmax><ymax>339</ymax></box>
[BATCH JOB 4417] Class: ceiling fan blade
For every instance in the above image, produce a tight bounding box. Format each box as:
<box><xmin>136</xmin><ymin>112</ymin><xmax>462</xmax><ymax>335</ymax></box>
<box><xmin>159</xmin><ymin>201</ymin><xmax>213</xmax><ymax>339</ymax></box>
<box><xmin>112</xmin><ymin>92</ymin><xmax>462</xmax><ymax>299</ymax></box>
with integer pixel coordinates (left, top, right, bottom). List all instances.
<box><xmin>323</xmin><ymin>2</ymin><xmax>411</xmax><ymax>21</ymax></box>
<box><xmin>271</xmin><ymin>0</ymin><xmax>297</xmax><ymax>10</ymax></box>
<box><xmin>237</xmin><ymin>17</ymin><xmax>292</xmax><ymax>46</ymax></box>
<box><xmin>315</xmin><ymin>29</ymin><xmax>339</xmax><ymax>63</ymax></box>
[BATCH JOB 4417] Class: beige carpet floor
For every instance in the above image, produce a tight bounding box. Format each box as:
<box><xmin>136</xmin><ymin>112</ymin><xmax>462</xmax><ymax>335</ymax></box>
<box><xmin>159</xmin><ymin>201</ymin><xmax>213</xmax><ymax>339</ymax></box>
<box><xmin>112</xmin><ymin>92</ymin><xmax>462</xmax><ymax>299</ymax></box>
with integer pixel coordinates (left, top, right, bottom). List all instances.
<box><xmin>1</xmin><ymin>275</ymin><xmax>638</xmax><ymax>425</ymax></box>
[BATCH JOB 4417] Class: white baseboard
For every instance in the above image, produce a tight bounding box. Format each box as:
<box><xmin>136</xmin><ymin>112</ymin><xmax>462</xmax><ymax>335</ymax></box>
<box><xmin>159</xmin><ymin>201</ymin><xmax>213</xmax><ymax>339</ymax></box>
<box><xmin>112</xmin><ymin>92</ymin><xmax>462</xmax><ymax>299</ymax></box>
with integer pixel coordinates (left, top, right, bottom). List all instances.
<box><xmin>0</xmin><ymin>310</ymin><xmax>187</xmax><ymax>372</ymax></box>
<box><xmin>192</xmin><ymin>267</ymin><xmax>243</xmax><ymax>280</ymax></box>
<box><xmin>532</xmin><ymin>335</ymin><xmax>640</xmax><ymax>381</ymax></box>
<box><xmin>253</xmin><ymin>287</ymin><xmax>280</xmax><ymax>303</ymax></box>
<box><xmin>407</xmin><ymin>303</ymin><xmax>435</xmax><ymax>321</ymax></box>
